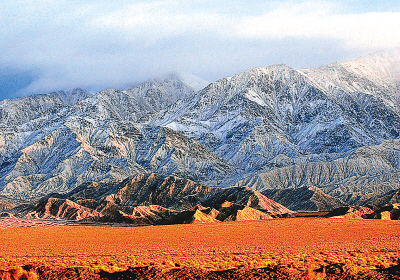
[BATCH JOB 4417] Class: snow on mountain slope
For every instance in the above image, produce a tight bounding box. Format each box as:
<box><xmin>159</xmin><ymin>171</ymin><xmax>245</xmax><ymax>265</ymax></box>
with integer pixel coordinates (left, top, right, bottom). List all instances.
<box><xmin>299</xmin><ymin>49</ymin><xmax>400</xmax><ymax>108</ymax></box>
<box><xmin>149</xmin><ymin>56</ymin><xmax>400</xmax><ymax>179</ymax></box>
<box><xmin>125</xmin><ymin>73</ymin><xmax>207</xmax><ymax>115</ymax></box>
<box><xmin>0</xmin><ymin>74</ymin><xmax>232</xmax><ymax>200</ymax></box>
<box><xmin>0</xmin><ymin>88</ymin><xmax>90</xmax><ymax>128</ymax></box>
<box><xmin>0</xmin><ymin>117</ymin><xmax>235</xmax><ymax>200</ymax></box>
<box><xmin>73</xmin><ymin>74</ymin><xmax>207</xmax><ymax>123</ymax></box>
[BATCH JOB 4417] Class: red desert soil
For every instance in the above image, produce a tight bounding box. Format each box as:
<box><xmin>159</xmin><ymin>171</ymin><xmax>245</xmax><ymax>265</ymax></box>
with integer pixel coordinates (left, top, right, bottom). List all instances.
<box><xmin>1</xmin><ymin>218</ymin><xmax>400</xmax><ymax>279</ymax></box>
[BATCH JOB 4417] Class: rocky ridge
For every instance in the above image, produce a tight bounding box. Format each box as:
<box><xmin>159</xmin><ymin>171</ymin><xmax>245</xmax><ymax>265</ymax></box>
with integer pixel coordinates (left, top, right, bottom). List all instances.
<box><xmin>14</xmin><ymin>173</ymin><xmax>293</xmax><ymax>225</ymax></box>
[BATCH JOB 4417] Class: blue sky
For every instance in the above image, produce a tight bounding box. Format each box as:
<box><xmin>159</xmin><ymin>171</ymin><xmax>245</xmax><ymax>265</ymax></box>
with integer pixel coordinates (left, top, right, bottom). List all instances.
<box><xmin>1</xmin><ymin>0</ymin><xmax>399</xmax><ymax>100</ymax></box>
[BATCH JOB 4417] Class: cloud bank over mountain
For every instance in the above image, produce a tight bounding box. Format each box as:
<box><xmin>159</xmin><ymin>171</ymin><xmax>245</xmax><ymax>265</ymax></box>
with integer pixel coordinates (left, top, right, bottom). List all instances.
<box><xmin>1</xmin><ymin>0</ymin><xmax>399</xmax><ymax>99</ymax></box>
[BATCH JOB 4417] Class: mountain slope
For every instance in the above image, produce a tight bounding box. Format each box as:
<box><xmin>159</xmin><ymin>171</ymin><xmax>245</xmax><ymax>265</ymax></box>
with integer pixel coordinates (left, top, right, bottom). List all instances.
<box><xmin>261</xmin><ymin>186</ymin><xmax>347</xmax><ymax>212</ymax></box>
<box><xmin>0</xmin><ymin>74</ymin><xmax>234</xmax><ymax>200</ymax></box>
<box><xmin>299</xmin><ymin>50</ymin><xmax>400</xmax><ymax>108</ymax></box>
<box><xmin>149</xmin><ymin>51</ymin><xmax>400</xmax><ymax>181</ymax></box>
<box><xmin>235</xmin><ymin>139</ymin><xmax>400</xmax><ymax>205</ymax></box>
<box><xmin>0</xmin><ymin>118</ymin><xmax>234</xmax><ymax>200</ymax></box>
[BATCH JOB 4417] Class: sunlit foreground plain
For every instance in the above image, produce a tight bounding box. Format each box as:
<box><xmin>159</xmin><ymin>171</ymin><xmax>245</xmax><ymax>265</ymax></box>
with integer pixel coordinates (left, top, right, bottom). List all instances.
<box><xmin>1</xmin><ymin>218</ymin><xmax>400</xmax><ymax>279</ymax></box>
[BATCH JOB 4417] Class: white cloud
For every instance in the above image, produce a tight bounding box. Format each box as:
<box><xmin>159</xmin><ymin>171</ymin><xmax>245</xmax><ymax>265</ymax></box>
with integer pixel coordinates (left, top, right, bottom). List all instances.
<box><xmin>91</xmin><ymin>1</ymin><xmax>234</xmax><ymax>46</ymax></box>
<box><xmin>1</xmin><ymin>0</ymin><xmax>399</xmax><ymax>97</ymax></box>
<box><xmin>237</xmin><ymin>3</ymin><xmax>400</xmax><ymax>50</ymax></box>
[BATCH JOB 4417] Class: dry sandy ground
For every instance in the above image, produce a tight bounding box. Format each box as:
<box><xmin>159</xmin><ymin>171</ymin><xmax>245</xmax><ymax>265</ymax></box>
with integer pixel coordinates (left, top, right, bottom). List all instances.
<box><xmin>0</xmin><ymin>218</ymin><xmax>400</xmax><ymax>279</ymax></box>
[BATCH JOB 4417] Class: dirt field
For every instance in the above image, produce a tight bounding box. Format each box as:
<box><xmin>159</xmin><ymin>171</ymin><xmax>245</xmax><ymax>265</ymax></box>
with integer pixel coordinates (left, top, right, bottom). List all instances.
<box><xmin>1</xmin><ymin>218</ymin><xmax>400</xmax><ymax>279</ymax></box>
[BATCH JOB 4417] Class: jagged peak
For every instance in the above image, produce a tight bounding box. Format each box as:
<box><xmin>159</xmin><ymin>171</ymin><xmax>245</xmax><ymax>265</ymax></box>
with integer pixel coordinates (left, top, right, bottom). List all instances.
<box><xmin>229</xmin><ymin>64</ymin><xmax>297</xmax><ymax>82</ymax></box>
<box><xmin>191</xmin><ymin>63</ymin><xmax>300</xmax><ymax>109</ymax></box>
<box><xmin>50</xmin><ymin>88</ymin><xmax>92</xmax><ymax>106</ymax></box>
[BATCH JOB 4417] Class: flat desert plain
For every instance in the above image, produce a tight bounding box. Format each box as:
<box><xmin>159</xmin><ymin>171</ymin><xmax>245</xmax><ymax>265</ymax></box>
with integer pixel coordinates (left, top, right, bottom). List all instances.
<box><xmin>1</xmin><ymin>218</ymin><xmax>400</xmax><ymax>279</ymax></box>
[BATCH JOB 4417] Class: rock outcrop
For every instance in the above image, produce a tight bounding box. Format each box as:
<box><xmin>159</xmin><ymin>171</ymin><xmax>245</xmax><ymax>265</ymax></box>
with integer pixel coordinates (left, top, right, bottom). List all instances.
<box><xmin>27</xmin><ymin>197</ymin><xmax>103</xmax><ymax>221</ymax></box>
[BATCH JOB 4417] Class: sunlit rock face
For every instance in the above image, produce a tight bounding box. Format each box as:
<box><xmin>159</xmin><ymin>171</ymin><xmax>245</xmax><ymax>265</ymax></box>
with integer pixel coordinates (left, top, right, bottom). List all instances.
<box><xmin>16</xmin><ymin>173</ymin><xmax>292</xmax><ymax>224</ymax></box>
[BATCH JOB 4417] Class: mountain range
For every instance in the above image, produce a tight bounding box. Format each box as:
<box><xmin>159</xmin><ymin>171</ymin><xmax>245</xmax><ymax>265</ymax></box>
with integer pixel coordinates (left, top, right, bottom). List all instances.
<box><xmin>10</xmin><ymin>173</ymin><xmax>292</xmax><ymax>225</ymax></box>
<box><xmin>1</xmin><ymin>50</ymin><xmax>400</xmax><ymax>217</ymax></box>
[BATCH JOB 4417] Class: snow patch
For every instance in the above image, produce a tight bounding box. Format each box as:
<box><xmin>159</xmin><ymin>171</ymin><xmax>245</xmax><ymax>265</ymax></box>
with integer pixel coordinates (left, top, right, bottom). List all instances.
<box><xmin>244</xmin><ymin>90</ymin><xmax>267</xmax><ymax>107</ymax></box>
